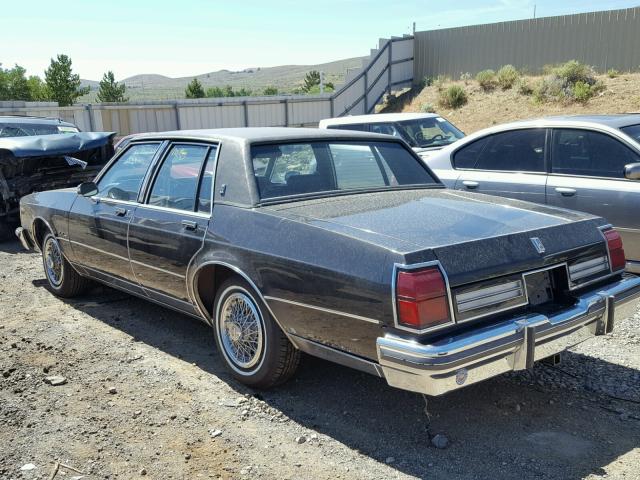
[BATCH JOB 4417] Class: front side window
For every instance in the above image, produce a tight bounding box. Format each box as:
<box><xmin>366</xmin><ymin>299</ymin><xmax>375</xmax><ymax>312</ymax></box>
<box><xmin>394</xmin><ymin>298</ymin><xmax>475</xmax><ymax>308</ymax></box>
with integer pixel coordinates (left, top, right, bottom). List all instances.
<box><xmin>251</xmin><ymin>141</ymin><xmax>438</xmax><ymax>201</ymax></box>
<box><xmin>96</xmin><ymin>143</ymin><xmax>160</xmax><ymax>201</ymax></box>
<box><xmin>148</xmin><ymin>144</ymin><xmax>210</xmax><ymax>212</ymax></box>
<box><xmin>552</xmin><ymin>129</ymin><xmax>640</xmax><ymax>178</ymax></box>
<box><xmin>459</xmin><ymin>129</ymin><xmax>546</xmax><ymax>172</ymax></box>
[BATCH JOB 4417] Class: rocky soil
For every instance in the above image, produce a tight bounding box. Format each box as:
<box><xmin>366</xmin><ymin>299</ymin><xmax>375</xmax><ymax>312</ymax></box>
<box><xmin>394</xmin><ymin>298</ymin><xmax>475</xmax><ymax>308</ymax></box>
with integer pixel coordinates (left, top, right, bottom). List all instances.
<box><xmin>1</xmin><ymin>239</ymin><xmax>639</xmax><ymax>480</ymax></box>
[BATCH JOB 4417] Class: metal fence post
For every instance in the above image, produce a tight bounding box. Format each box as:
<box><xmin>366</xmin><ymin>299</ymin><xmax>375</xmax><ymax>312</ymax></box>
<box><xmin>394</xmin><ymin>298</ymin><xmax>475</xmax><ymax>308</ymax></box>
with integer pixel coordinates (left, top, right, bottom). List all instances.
<box><xmin>364</xmin><ymin>70</ymin><xmax>369</xmax><ymax>114</ymax></box>
<box><xmin>388</xmin><ymin>40</ymin><xmax>393</xmax><ymax>94</ymax></box>
<box><xmin>174</xmin><ymin>102</ymin><xmax>181</xmax><ymax>130</ymax></box>
<box><xmin>243</xmin><ymin>101</ymin><xmax>249</xmax><ymax>127</ymax></box>
<box><xmin>284</xmin><ymin>99</ymin><xmax>289</xmax><ymax>126</ymax></box>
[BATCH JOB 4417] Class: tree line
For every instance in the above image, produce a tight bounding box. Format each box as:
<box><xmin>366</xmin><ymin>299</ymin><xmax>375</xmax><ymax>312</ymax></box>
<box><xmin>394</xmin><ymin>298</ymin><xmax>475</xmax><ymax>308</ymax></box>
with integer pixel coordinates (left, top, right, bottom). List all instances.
<box><xmin>1</xmin><ymin>54</ymin><xmax>128</xmax><ymax>106</ymax></box>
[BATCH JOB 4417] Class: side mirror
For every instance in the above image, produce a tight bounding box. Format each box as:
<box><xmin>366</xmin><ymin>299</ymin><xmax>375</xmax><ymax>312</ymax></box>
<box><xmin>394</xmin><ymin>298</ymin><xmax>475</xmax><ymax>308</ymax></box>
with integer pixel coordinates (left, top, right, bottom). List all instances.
<box><xmin>624</xmin><ymin>163</ymin><xmax>640</xmax><ymax>180</ymax></box>
<box><xmin>77</xmin><ymin>181</ymin><xmax>98</xmax><ymax>197</ymax></box>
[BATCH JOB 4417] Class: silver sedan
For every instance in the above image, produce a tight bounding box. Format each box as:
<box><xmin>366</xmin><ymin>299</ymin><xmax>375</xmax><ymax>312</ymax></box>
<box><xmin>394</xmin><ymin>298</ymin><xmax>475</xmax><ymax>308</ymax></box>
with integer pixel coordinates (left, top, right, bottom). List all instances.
<box><xmin>425</xmin><ymin>115</ymin><xmax>640</xmax><ymax>273</ymax></box>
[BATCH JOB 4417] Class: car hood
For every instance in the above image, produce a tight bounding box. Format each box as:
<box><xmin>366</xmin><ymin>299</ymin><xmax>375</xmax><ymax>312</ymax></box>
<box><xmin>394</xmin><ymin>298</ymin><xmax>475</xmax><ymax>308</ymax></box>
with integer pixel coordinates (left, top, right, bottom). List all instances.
<box><xmin>265</xmin><ymin>189</ymin><xmax>606</xmax><ymax>285</ymax></box>
<box><xmin>0</xmin><ymin>132</ymin><xmax>116</xmax><ymax>158</ymax></box>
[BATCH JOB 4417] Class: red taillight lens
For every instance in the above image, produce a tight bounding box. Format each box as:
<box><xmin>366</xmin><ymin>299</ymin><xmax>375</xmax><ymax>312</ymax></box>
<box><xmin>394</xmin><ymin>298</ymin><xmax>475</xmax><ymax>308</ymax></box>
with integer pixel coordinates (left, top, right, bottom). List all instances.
<box><xmin>604</xmin><ymin>228</ymin><xmax>626</xmax><ymax>272</ymax></box>
<box><xmin>396</xmin><ymin>267</ymin><xmax>451</xmax><ymax>330</ymax></box>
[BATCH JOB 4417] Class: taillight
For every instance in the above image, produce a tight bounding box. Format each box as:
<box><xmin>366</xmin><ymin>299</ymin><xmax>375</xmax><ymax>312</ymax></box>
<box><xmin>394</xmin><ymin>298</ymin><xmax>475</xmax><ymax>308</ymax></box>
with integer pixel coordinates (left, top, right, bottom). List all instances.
<box><xmin>603</xmin><ymin>228</ymin><xmax>626</xmax><ymax>272</ymax></box>
<box><xmin>396</xmin><ymin>267</ymin><xmax>451</xmax><ymax>331</ymax></box>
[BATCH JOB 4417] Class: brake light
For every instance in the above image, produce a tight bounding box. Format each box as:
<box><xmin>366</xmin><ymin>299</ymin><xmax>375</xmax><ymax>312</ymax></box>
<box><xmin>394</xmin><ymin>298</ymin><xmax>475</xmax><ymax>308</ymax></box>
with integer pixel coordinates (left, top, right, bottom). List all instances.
<box><xmin>603</xmin><ymin>228</ymin><xmax>626</xmax><ymax>272</ymax></box>
<box><xmin>396</xmin><ymin>267</ymin><xmax>451</xmax><ymax>330</ymax></box>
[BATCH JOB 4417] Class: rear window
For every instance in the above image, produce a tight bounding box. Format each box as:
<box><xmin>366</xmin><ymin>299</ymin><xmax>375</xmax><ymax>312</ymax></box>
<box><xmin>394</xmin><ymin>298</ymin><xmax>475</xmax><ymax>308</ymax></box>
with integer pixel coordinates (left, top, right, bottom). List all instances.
<box><xmin>0</xmin><ymin>122</ymin><xmax>79</xmax><ymax>137</ymax></box>
<box><xmin>621</xmin><ymin>124</ymin><xmax>640</xmax><ymax>144</ymax></box>
<box><xmin>251</xmin><ymin>141</ymin><xmax>438</xmax><ymax>201</ymax></box>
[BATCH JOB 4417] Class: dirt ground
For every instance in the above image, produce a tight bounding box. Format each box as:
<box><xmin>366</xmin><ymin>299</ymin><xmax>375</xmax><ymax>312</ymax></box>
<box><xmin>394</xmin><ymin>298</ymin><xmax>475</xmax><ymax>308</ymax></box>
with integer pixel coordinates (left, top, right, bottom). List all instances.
<box><xmin>1</xmin><ymin>238</ymin><xmax>640</xmax><ymax>480</ymax></box>
<box><xmin>396</xmin><ymin>72</ymin><xmax>640</xmax><ymax>134</ymax></box>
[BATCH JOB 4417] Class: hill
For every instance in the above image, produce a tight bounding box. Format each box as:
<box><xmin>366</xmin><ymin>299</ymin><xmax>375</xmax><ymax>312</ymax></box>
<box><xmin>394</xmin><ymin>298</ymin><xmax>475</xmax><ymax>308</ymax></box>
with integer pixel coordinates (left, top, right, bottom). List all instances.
<box><xmin>80</xmin><ymin>57</ymin><xmax>364</xmax><ymax>102</ymax></box>
<box><xmin>387</xmin><ymin>71</ymin><xmax>640</xmax><ymax>134</ymax></box>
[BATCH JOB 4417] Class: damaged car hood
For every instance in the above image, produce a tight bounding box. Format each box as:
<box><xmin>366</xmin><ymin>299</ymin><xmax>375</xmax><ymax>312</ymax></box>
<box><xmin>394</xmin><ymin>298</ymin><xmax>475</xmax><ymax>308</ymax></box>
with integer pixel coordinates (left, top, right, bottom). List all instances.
<box><xmin>0</xmin><ymin>132</ymin><xmax>116</xmax><ymax>158</ymax></box>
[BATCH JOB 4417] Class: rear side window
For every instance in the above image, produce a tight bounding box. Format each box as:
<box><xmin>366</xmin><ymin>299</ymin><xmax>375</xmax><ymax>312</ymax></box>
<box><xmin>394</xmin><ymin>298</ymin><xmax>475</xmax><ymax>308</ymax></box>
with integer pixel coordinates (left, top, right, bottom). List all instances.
<box><xmin>97</xmin><ymin>143</ymin><xmax>160</xmax><ymax>201</ymax></box>
<box><xmin>552</xmin><ymin>129</ymin><xmax>640</xmax><ymax>178</ymax></box>
<box><xmin>251</xmin><ymin>141</ymin><xmax>437</xmax><ymax>200</ymax></box>
<box><xmin>454</xmin><ymin>129</ymin><xmax>545</xmax><ymax>172</ymax></box>
<box><xmin>148</xmin><ymin>144</ymin><xmax>210</xmax><ymax>212</ymax></box>
<box><xmin>197</xmin><ymin>147</ymin><xmax>218</xmax><ymax>214</ymax></box>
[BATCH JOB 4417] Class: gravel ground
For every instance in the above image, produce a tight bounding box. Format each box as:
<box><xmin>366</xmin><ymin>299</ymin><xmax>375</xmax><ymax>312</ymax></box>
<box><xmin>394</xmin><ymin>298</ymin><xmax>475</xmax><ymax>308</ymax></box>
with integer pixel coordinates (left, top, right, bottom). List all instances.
<box><xmin>1</xmin><ymin>238</ymin><xmax>639</xmax><ymax>480</ymax></box>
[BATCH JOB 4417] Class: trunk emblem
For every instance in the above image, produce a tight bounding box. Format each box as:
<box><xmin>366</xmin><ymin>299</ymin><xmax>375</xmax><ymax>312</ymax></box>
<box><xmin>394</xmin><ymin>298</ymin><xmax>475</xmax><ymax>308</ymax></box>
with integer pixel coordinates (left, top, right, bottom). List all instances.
<box><xmin>530</xmin><ymin>237</ymin><xmax>546</xmax><ymax>254</ymax></box>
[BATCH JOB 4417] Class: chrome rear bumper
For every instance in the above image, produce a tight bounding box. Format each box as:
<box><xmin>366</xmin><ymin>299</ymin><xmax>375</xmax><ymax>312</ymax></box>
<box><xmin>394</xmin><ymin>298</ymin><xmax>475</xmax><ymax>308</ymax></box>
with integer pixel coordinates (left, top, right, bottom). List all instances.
<box><xmin>377</xmin><ymin>274</ymin><xmax>640</xmax><ymax>396</ymax></box>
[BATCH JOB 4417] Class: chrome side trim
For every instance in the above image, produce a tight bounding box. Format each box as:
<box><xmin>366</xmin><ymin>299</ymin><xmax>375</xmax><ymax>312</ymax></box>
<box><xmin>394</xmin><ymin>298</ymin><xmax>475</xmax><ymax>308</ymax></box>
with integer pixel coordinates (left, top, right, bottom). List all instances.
<box><xmin>130</xmin><ymin>258</ymin><xmax>185</xmax><ymax>279</ymax></box>
<box><xmin>79</xmin><ymin>264</ymin><xmax>204</xmax><ymax>322</ymax></box>
<box><xmin>263</xmin><ymin>296</ymin><xmax>381</xmax><ymax>324</ymax></box>
<box><xmin>391</xmin><ymin>260</ymin><xmax>457</xmax><ymax>334</ymax></box>
<box><xmin>68</xmin><ymin>239</ymin><xmax>129</xmax><ymax>262</ymax></box>
<box><xmin>292</xmin><ymin>335</ymin><xmax>384</xmax><ymax>377</ymax></box>
<box><xmin>134</xmin><ymin>203</ymin><xmax>212</xmax><ymax>219</ymax></box>
<box><xmin>190</xmin><ymin>261</ymin><xmax>300</xmax><ymax>348</ymax></box>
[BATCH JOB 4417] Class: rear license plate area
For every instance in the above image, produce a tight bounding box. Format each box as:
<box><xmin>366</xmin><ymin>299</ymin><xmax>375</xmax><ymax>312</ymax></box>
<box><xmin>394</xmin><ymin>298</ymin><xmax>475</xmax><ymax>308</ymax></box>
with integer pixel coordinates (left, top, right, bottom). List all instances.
<box><xmin>524</xmin><ymin>269</ymin><xmax>556</xmax><ymax>306</ymax></box>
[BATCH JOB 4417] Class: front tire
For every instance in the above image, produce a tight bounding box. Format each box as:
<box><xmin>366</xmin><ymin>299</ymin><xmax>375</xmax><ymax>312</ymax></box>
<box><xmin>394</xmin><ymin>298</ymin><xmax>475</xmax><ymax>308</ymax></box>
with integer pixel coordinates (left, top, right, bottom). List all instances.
<box><xmin>42</xmin><ymin>232</ymin><xmax>91</xmax><ymax>297</ymax></box>
<box><xmin>213</xmin><ymin>278</ymin><xmax>300</xmax><ymax>388</ymax></box>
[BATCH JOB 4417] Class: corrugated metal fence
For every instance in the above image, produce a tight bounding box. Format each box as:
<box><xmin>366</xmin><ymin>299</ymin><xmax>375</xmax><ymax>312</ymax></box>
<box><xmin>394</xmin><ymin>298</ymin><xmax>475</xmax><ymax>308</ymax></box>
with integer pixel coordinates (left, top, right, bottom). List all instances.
<box><xmin>414</xmin><ymin>7</ymin><xmax>640</xmax><ymax>80</ymax></box>
<box><xmin>0</xmin><ymin>36</ymin><xmax>414</xmax><ymax>136</ymax></box>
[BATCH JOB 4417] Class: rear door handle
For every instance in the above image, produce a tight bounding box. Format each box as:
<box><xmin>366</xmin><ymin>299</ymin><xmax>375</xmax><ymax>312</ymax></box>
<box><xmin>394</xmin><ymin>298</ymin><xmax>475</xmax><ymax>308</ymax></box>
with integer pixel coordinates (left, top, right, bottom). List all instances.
<box><xmin>114</xmin><ymin>207</ymin><xmax>127</xmax><ymax>217</ymax></box>
<box><xmin>555</xmin><ymin>187</ymin><xmax>576</xmax><ymax>197</ymax></box>
<box><xmin>182</xmin><ymin>220</ymin><xmax>198</xmax><ymax>231</ymax></box>
<box><xmin>462</xmin><ymin>180</ymin><xmax>479</xmax><ymax>189</ymax></box>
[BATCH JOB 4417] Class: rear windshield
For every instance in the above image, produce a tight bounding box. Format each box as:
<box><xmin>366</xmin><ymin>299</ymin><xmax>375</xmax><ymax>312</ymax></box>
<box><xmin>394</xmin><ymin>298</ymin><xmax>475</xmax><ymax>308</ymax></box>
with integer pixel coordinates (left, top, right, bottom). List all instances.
<box><xmin>0</xmin><ymin>122</ymin><xmax>79</xmax><ymax>137</ymax></box>
<box><xmin>621</xmin><ymin>124</ymin><xmax>640</xmax><ymax>144</ymax></box>
<box><xmin>251</xmin><ymin>141</ymin><xmax>439</xmax><ymax>201</ymax></box>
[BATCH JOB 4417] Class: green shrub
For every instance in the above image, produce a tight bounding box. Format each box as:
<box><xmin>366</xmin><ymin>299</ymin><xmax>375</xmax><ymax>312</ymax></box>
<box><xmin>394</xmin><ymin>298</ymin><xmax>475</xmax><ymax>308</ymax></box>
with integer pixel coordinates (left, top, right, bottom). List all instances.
<box><xmin>421</xmin><ymin>102</ymin><xmax>436</xmax><ymax>113</ymax></box>
<box><xmin>476</xmin><ymin>69</ymin><xmax>497</xmax><ymax>91</ymax></box>
<box><xmin>607</xmin><ymin>68</ymin><xmax>620</xmax><ymax>78</ymax></box>
<box><xmin>496</xmin><ymin>65</ymin><xmax>520</xmax><ymax>90</ymax></box>
<box><xmin>533</xmin><ymin>60</ymin><xmax>604</xmax><ymax>104</ymax></box>
<box><xmin>517</xmin><ymin>78</ymin><xmax>533</xmax><ymax>96</ymax></box>
<box><xmin>439</xmin><ymin>84</ymin><xmax>468</xmax><ymax>109</ymax></box>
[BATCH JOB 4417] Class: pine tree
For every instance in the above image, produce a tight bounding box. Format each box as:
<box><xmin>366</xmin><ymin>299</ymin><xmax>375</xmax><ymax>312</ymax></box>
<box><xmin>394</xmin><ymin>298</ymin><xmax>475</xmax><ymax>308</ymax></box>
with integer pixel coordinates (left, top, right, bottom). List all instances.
<box><xmin>44</xmin><ymin>54</ymin><xmax>89</xmax><ymax>106</ymax></box>
<box><xmin>185</xmin><ymin>78</ymin><xmax>205</xmax><ymax>98</ymax></box>
<box><xmin>96</xmin><ymin>71</ymin><xmax>128</xmax><ymax>103</ymax></box>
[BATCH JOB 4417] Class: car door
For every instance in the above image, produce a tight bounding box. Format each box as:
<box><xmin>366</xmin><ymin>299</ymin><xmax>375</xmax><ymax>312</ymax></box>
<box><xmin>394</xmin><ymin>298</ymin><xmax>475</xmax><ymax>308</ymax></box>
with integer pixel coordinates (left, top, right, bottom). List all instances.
<box><xmin>67</xmin><ymin>142</ymin><xmax>162</xmax><ymax>290</ymax></box>
<box><xmin>546</xmin><ymin>128</ymin><xmax>640</xmax><ymax>269</ymax></box>
<box><xmin>453</xmin><ymin>129</ymin><xmax>548</xmax><ymax>204</ymax></box>
<box><xmin>127</xmin><ymin>142</ymin><xmax>217</xmax><ymax>311</ymax></box>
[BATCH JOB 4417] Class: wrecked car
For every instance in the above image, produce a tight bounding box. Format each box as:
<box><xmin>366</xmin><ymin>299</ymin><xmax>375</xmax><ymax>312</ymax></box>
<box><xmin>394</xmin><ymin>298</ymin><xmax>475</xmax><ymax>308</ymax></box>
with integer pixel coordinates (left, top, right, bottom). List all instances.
<box><xmin>0</xmin><ymin>116</ymin><xmax>114</xmax><ymax>238</ymax></box>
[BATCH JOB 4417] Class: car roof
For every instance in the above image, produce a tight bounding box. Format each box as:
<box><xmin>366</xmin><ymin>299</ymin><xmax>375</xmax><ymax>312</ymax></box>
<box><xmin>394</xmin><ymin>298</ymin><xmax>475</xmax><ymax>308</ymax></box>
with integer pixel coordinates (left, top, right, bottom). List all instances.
<box><xmin>0</xmin><ymin>115</ymin><xmax>76</xmax><ymax>127</ymax></box>
<box><xmin>127</xmin><ymin>127</ymin><xmax>395</xmax><ymax>144</ymax></box>
<box><xmin>504</xmin><ymin>114</ymin><xmax>640</xmax><ymax>129</ymax></box>
<box><xmin>319</xmin><ymin>112</ymin><xmax>440</xmax><ymax>127</ymax></box>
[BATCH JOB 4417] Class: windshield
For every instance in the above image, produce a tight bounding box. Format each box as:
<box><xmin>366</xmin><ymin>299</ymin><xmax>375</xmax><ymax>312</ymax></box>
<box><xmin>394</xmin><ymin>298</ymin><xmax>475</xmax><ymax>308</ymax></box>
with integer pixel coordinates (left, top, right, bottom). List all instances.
<box><xmin>621</xmin><ymin>124</ymin><xmax>640</xmax><ymax>144</ymax></box>
<box><xmin>252</xmin><ymin>141</ymin><xmax>439</xmax><ymax>201</ymax></box>
<box><xmin>394</xmin><ymin>117</ymin><xmax>464</xmax><ymax>148</ymax></box>
<box><xmin>0</xmin><ymin>122</ymin><xmax>79</xmax><ymax>138</ymax></box>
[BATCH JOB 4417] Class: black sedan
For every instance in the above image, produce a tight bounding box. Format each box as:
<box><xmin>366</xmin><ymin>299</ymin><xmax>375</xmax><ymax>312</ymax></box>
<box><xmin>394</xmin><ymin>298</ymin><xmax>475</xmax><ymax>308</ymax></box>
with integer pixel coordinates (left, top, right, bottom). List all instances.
<box><xmin>15</xmin><ymin>128</ymin><xmax>640</xmax><ymax>396</ymax></box>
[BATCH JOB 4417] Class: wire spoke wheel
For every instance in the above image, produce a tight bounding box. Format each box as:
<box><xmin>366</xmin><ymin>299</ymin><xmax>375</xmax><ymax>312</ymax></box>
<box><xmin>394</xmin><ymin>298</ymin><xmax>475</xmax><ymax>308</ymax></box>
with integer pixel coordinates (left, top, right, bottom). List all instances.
<box><xmin>44</xmin><ymin>237</ymin><xmax>64</xmax><ymax>287</ymax></box>
<box><xmin>218</xmin><ymin>292</ymin><xmax>264</xmax><ymax>370</ymax></box>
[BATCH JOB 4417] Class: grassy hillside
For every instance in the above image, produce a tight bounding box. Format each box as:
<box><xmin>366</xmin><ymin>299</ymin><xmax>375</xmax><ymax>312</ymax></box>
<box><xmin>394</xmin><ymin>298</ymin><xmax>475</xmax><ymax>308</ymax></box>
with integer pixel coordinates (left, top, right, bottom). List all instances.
<box><xmin>387</xmin><ymin>69</ymin><xmax>640</xmax><ymax>134</ymax></box>
<box><xmin>80</xmin><ymin>57</ymin><xmax>364</xmax><ymax>102</ymax></box>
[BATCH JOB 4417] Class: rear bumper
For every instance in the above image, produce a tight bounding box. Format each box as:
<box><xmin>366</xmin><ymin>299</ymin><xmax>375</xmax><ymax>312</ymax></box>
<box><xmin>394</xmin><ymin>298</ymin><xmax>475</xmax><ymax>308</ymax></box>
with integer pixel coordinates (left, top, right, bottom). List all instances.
<box><xmin>15</xmin><ymin>227</ymin><xmax>35</xmax><ymax>250</ymax></box>
<box><xmin>627</xmin><ymin>260</ymin><xmax>640</xmax><ymax>275</ymax></box>
<box><xmin>377</xmin><ymin>274</ymin><xmax>640</xmax><ymax>396</ymax></box>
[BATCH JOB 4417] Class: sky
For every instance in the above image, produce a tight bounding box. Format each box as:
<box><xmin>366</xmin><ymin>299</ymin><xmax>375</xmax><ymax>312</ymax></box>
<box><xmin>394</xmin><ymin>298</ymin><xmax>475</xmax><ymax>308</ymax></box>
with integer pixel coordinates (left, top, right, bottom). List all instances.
<box><xmin>2</xmin><ymin>0</ymin><xmax>639</xmax><ymax>81</ymax></box>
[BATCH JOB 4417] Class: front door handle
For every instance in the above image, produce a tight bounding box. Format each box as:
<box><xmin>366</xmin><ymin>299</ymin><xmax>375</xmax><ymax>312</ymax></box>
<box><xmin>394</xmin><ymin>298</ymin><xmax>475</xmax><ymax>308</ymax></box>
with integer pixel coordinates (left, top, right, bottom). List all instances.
<box><xmin>182</xmin><ymin>220</ymin><xmax>198</xmax><ymax>231</ymax></box>
<box><xmin>462</xmin><ymin>180</ymin><xmax>479</xmax><ymax>189</ymax></box>
<box><xmin>555</xmin><ymin>187</ymin><xmax>577</xmax><ymax>197</ymax></box>
<box><xmin>114</xmin><ymin>207</ymin><xmax>127</xmax><ymax>217</ymax></box>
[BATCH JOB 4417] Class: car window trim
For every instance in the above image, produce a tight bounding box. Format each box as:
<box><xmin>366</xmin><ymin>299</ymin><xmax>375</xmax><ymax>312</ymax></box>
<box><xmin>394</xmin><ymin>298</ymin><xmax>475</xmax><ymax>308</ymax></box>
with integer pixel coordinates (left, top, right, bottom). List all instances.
<box><xmin>195</xmin><ymin>144</ymin><xmax>220</xmax><ymax>214</ymax></box>
<box><xmin>549</xmin><ymin>127</ymin><xmax>640</xmax><ymax>180</ymax></box>
<box><xmin>142</xmin><ymin>141</ymin><xmax>219</xmax><ymax>214</ymax></box>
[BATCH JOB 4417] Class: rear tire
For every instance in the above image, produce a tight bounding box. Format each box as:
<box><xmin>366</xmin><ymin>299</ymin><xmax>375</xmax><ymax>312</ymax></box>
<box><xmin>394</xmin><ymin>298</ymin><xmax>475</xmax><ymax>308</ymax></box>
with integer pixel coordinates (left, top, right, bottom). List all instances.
<box><xmin>213</xmin><ymin>277</ymin><xmax>300</xmax><ymax>388</ymax></box>
<box><xmin>42</xmin><ymin>232</ymin><xmax>92</xmax><ymax>297</ymax></box>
